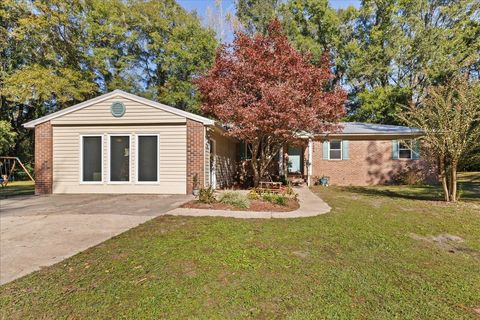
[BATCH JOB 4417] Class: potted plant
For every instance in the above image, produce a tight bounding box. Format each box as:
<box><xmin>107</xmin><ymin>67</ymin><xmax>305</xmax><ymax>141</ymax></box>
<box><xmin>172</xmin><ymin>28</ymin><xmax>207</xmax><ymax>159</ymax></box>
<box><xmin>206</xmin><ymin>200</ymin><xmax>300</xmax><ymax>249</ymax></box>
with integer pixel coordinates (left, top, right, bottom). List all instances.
<box><xmin>192</xmin><ymin>173</ymin><xmax>200</xmax><ymax>196</ymax></box>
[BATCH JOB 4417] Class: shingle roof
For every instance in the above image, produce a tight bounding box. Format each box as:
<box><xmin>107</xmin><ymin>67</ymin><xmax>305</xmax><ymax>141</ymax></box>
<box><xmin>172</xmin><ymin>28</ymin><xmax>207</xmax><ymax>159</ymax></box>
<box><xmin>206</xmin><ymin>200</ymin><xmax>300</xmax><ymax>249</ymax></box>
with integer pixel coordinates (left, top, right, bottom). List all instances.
<box><xmin>338</xmin><ymin>122</ymin><xmax>422</xmax><ymax>134</ymax></box>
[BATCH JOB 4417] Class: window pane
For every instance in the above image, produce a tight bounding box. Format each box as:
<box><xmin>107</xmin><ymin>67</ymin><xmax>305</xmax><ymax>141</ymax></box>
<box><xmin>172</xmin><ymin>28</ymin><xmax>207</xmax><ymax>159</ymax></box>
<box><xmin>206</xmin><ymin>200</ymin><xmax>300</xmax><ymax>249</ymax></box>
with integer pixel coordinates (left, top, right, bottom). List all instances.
<box><xmin>110</xmin><ymin>136</ymin><xmax>130</xmax><ymax>181</ymax></box>
<box><xmin>246</xmin><ymin>143</ymin><xmax>252</xmax><ymax>159</ymax></box>
<box><xmin>330</xmin><ymin>141</ymin><xmax>341</xmax><ymax>150</ymax></box>
<box><xmin>83</xmin><ymin>137</ymin><xmax>102</xmax><ymax>181</ymax></box>
<box><xmin>399</xmin><ymin>149</ymin><xmax>412</xmax><ymax>159</ymax></box>
<box><xmin>330</xmin><ymin>150</ymin><xmax>342</xmax><ymax>160</ymax></box>
<box><xmin>138</xmin><ymin>136</ymin><xmax>158</xmax><ymax>182</ymax></box>
<box><xmin>399</xmin><ymin>141</ymin><xmax>411</xmax><ymax>149</ymax></box>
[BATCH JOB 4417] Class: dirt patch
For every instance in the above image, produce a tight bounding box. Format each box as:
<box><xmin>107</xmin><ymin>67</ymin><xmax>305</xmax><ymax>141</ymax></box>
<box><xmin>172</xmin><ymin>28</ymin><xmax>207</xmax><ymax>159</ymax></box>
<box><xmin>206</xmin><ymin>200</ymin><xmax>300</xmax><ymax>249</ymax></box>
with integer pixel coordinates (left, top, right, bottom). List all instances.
<box><xmin>409</xmin><ymin>233</ymin><xmax>479</xmax><ymax>257</ymax></box>
<box><xmin>292</xmin><ymin>251</ymin><xmax>310</xmax><ymax>258</ymax></box>
<box><xmin>181</xmin><ymin>199</ymin><xmax>299</xmax><ymax>212</ymax></box>
<box><xmin>409</xmin><ymin>233</ymin><xmax>464</xmax><ymax>243</ymax></box>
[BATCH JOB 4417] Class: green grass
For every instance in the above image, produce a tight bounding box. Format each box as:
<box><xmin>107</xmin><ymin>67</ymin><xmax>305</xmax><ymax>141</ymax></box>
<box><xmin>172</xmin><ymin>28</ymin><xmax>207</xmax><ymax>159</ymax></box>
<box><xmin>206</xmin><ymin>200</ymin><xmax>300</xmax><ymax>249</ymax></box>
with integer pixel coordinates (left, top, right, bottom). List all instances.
<box><xmin>0</xmin><ymin>181</ymin><xmax>34</xmax><ymax>199</ymax></box>
<box><xmin>1</xmin><ymin>177</ymin><xmax>480</xmax><ymax>318</ymax></box>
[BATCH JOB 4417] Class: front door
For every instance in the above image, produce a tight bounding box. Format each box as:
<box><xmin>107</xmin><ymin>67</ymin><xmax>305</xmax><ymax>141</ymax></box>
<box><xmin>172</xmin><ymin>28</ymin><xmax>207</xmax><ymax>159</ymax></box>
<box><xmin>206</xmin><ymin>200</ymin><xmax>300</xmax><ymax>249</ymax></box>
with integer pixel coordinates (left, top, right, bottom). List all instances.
<box><xmin>287</xmin><ymin>146</ymin><xmax>302</xmax><ymax>174</ymax></box>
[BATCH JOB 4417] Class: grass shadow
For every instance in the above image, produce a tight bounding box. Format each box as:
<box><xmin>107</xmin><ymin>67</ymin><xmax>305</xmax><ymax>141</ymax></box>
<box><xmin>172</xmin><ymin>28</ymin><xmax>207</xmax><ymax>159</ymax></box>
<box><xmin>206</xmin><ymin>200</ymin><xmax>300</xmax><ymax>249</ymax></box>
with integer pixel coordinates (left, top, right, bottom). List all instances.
<box><xmin>340</xmin><ymin>173</ymin><xmax>479</xmax><ymax>203</ymax></box>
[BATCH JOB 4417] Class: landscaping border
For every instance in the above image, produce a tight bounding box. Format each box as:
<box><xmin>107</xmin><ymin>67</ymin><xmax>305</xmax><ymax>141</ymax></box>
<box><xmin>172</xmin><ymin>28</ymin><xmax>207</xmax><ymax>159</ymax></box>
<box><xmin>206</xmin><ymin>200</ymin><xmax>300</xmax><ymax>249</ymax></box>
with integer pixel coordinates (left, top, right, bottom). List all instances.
<box><xmin>166</xmin><ymin>186</ymin><xmax>330</xmax><ymax>219</ymax></box>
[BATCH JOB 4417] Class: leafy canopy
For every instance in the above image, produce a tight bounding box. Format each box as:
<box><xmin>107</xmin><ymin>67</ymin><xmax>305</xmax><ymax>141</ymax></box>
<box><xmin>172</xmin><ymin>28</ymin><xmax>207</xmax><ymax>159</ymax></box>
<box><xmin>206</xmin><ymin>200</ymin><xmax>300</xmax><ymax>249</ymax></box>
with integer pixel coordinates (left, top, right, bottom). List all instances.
<box><xmin>197</xmin><ymin>20</ymin><xmax>346</xmax><ymax>142</ymax></box>
<box><xmin>196</xmin><ymin>20</ymin><xmax>346</xmax><ymax>185</ymax></box>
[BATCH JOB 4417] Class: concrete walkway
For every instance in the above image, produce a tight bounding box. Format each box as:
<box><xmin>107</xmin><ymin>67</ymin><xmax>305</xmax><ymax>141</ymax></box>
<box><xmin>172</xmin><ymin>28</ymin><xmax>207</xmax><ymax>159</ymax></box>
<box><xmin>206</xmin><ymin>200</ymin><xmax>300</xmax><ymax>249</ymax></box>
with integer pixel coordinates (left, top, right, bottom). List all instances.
<box><xmin>166</xmin><ymin>186</ymin><xmax>331</xmax><ymax>219</ymax></box>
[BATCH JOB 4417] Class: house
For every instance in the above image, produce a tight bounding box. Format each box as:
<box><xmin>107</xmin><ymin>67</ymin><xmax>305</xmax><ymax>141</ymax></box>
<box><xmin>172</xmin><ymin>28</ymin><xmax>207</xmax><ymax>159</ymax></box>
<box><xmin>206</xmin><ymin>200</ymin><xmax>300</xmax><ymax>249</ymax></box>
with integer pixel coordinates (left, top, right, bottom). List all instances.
<box><xmin>24</xmin><ymin>90</ymin><xmax>434</xmax><ymax>195</ymax></box>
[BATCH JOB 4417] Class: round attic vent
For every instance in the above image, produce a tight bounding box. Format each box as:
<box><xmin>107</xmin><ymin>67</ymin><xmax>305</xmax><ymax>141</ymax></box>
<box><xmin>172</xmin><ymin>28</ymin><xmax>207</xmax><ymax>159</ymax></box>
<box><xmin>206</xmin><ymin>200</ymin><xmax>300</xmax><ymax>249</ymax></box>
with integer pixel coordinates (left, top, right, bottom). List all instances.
<box><xmin>111</xmin><ymin>102</ymin><xmax>126</xmax><ymax>117</ymax></box>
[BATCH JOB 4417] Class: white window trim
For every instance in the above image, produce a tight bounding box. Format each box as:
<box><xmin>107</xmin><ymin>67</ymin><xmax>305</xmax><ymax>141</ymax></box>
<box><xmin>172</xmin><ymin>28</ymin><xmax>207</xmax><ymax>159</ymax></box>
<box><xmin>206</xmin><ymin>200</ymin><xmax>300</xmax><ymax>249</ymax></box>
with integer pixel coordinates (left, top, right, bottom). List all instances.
<box><xmin>79</xmin><ymin>134</ymin><xmax>104</xmax><ymax>184</ymax></box>
<box><xmin>398</xmin><ymin>139</ymin><xmax>413</xmax><ymax>160</ymax></box>
<box><xmin>243</xmin><ymin>141</ymin><xmax>252</xmax><ymax>160</ymax></box>
<box><xmin>135</xmin><ymin>134</ymin><xmax>160</xmax><ymax>184</ymax></box>
<box><xmin>107</xmin><ymin>133</ymin><xmax>132</xmax><ymax>184</ymax></box>
<box><xmin>209</xmin><ymin>138</ymin><xmax>217</xmax><ymax>189</ymax></box>
<box><xmin>328</xmin><ymin>140</ymin><xmax>343</xmax><ymax>160</ymax></box>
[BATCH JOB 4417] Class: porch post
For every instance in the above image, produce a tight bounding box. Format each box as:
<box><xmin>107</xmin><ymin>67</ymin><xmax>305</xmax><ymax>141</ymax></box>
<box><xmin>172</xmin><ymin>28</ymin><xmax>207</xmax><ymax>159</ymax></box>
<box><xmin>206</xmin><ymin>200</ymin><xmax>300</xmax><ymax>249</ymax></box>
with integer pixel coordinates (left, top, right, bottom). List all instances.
<box><xmin>307</xmin><ymin>139</ymin><xmax>313</xmax><ymax>186</ymax></box>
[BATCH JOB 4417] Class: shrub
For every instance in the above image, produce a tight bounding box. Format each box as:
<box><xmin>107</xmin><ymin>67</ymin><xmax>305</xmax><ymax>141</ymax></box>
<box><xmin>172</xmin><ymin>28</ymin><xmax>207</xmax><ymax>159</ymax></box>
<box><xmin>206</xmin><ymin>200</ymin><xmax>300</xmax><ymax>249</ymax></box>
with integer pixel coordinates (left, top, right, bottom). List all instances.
<box><xmin>198</xmin><ymin>187</ymin><xmax>216</xmax><ymax>204</ymax></box>
<box><xmin>393</xmin><ymin>167</ymin><xmax>425</xmax><ymax>185</ymax></box>
<box><xmin>219</xmin><ymin>191</ymin><xmax>250</xmax><ymax>209</ymax></box>
<box><xmin>261</xmin><ymin>192</ymin><xmax>288</xmax><ymax>206</ymax></box>
<box><xmin>247</xmin><ymin>189</ymin><xmax>260</xmax><ymax>200</ymax></box>
<box><xmin>285</xmin><ymin>183</ymin><xmax>296</xmax><ymax>196</ymax></box>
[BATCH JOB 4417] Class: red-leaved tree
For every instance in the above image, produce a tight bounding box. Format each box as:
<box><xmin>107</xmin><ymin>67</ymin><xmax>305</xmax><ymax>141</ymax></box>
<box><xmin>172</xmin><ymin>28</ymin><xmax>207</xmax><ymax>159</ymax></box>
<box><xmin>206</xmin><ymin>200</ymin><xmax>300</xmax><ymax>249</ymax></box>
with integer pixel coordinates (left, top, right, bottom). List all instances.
<box><xmin>196</xmin><ymin>20</ymin><xmax>346</xmax><ymax>186</ymax></box>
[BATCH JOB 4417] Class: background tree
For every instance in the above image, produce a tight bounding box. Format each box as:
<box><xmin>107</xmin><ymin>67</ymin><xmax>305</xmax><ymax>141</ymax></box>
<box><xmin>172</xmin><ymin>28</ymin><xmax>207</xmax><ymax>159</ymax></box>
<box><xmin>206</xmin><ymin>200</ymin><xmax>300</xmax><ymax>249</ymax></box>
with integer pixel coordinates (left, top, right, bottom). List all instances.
<box><xmin>342</xmin><ymin>0</ymin><xmax>479</xmax><ymax>123</ymax></box>
<box><xmin>196</xmin><ymin>20</ymin><xmax>346</xmax><ymax>186</ymax></box>
<box><xmin>235</xmin><ymin>0</ymin><xmax>280</xmax><ymax>34</ymax></box>
<box><xmin>402</xmin><ymin>75</ymin><xmax>480</xmax><ymax>202</ymax></box>
<box><xmin>0</xmin><ymin>121</ymin><xmax>16</xmax><ymax>156</ymax></box>
<box><xmin>234</xmin><ymin>0</ymin><xmax>479</xmax><ymax>126</ymax></box>
<box><xmin>1</xmin><ymin>0</ymin><xmax>217</xmax><ymax>166</ymax></box>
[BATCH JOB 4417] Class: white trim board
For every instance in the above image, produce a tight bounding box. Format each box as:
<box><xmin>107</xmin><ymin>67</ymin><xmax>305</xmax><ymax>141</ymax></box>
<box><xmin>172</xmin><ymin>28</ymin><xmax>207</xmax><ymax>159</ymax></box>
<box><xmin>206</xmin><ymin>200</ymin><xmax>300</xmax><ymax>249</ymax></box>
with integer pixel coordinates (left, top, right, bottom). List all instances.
<box><xmin>23</xmin><ymin>90</ymin><xmax>215</xmax><ymax>128</ymax></box>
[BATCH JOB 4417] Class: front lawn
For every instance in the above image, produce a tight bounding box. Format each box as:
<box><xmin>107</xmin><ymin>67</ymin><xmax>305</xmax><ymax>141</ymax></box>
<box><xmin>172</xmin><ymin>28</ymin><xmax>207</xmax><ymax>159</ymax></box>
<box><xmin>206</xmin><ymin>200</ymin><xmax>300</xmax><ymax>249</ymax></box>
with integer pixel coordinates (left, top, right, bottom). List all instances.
<box><xmin>1</xmin><ymin>179</ymin><xmax>479</xmax><ymax>318</ymax></box>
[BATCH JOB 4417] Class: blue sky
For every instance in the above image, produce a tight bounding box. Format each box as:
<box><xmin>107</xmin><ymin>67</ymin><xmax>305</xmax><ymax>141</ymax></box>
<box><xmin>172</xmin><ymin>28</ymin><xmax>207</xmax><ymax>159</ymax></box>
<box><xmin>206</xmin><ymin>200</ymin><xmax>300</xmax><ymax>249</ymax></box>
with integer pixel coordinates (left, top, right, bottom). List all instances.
<box><xmin>178</xmin><ymin>0</ymin><xmax>360</xmax><ymax>42</ymax></box>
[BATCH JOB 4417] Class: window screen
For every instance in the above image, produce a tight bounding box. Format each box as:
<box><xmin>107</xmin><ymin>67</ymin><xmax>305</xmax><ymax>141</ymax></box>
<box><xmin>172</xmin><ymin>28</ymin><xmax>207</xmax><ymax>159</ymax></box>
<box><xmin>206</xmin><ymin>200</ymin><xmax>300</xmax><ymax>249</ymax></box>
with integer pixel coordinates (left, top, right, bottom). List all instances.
<box><xmin>110</xmin><ymin>136</ymin><xmax>130</xmax><ymax>181</ymax></box>
<box><xmin>82</xmin><ymin>136</ymin><xmax>102</xmax><ymax>182</ymax></box>
<box><xmin>138</xmin><ymin>136</ymin><xmax>158</xmax><ymax>182</ymax></box>
<box><xmin>399</xmin><ymin>140</ymin><xmax>412</xmax><ymax>159</ymax></box>
<box><xmin>329</xmin><ymin>140</ymin><xmax>342</xmax><ymax>160</ymax></box>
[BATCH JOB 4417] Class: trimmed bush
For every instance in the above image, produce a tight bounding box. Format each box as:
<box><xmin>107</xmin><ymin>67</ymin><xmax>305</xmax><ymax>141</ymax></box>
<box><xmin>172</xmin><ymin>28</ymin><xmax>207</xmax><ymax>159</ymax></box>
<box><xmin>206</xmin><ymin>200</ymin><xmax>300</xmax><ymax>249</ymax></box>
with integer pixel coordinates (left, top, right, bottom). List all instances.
<box><xmin>198</xmin><ymin>187</ymin><xmax>216</xmax><ymax>204</ymax></box>
<box><xmin>219</xmin><ymin>191</ymin><xmax>250</xmax><ymax>209</ymax></box>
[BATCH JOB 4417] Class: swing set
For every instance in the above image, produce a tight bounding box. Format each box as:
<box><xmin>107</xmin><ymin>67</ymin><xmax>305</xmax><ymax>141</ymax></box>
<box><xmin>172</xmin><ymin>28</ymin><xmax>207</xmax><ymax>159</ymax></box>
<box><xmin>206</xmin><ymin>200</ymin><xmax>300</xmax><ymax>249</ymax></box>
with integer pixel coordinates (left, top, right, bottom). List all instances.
<box><xmin>0</xmin><ymin>157</ymin><xmax>35</xmax><ymax>187</ymax></box>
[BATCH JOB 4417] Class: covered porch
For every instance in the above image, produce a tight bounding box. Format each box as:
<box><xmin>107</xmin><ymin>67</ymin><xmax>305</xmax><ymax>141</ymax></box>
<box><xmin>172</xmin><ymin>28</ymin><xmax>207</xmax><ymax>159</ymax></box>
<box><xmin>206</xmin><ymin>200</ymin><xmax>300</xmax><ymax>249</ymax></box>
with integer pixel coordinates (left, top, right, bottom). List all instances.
<box><xmin>278</xmin><ymin>140</ymin><xmax>314</xmax><ymax>186</ymax></box>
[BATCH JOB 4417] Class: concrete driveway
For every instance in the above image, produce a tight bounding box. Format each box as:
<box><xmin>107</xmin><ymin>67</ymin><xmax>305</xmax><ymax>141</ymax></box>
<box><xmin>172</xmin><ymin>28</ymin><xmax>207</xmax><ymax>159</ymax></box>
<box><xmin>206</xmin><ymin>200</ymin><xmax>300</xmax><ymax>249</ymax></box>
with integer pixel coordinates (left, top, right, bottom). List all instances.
<box><xmin>0</xmin><ymin>194</ymin><xmax>190</xmax><ymax>285</ymax></box>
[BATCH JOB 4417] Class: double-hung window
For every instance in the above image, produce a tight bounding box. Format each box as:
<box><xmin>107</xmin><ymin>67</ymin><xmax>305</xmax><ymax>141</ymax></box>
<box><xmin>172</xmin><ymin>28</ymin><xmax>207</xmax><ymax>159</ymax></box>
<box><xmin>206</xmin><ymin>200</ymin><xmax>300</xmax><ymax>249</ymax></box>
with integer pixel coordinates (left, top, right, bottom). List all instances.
<box><xmin>329</xmin><ymin>140</ymin><xmax>342</xmax><ymax>160</ymax></box>
<box><xmin>81</xmin><ymin>136</ymin><xmax>103</xmax><ymax>182</ymax></box>
<box><xmin>109</xmin><ymin>135</ymin><xmax>130</xmax><ymax>182</ymax></box>
<box><xmin>137</xmin><ymin>135</ymin><xmax>159</xmax><ymax>183</ymax></box>
<box><xmin>393</xmin><ymin>139</ymin><xmax>420</xmax><ymax>160</ymax></box>
<box><xmin>399</xmin><ymin>140</ymin><xmax>412</xmax><ymax>159</ymax></box>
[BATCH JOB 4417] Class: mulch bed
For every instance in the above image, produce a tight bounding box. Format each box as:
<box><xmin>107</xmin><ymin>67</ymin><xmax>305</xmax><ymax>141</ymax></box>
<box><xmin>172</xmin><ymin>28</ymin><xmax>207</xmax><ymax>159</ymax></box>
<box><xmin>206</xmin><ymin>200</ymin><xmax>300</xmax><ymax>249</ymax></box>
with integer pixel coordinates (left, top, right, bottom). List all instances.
<box><xmin>181</xmin><ymin>198</ymin><xmax>299</xmax><ymax>212</ymax></box>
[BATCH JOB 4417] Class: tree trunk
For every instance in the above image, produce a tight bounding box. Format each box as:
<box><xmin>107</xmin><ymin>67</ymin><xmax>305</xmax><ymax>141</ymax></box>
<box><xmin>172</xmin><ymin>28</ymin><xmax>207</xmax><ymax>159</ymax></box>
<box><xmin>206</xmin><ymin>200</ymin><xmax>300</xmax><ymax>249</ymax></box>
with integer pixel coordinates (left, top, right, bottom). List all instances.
<box><xmin>439</xmin><ymin>156</ymin><xmax>450</xmax><ymax>202</ymax></box>
<box><xmin>450</xmin><ymin>162</ymin><xmax>458</xmax><ymax>202</ymax></box>
<box><xmin>251</xmin><ymin>157</ymin><xmax>260</xmax><ymax>187</ymax></box>
<box><xmin>250</xmin><ymin>141</ymin><xmax>260</xmax><ymax>187</ymax></box>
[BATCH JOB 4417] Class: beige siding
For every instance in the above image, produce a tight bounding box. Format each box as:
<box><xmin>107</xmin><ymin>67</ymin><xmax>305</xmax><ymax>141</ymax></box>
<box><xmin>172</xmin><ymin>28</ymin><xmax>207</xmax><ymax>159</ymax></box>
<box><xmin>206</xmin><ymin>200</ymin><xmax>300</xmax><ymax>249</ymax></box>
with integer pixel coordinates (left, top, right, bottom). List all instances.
<box><xmin>52</xmin><ymin>125</ymin><xmax>187</xmax><ymax>194</ymax></box>
<box><xmin>51</xmin><ymin>96</ymin><xmax>185</xmax><ymax>125</ymax></box>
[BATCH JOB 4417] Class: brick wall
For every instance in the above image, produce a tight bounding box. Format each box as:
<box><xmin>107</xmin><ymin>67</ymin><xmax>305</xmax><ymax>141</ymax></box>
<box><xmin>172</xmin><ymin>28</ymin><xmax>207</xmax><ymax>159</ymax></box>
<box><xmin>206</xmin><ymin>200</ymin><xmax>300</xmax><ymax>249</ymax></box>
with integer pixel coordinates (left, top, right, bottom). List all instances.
<box><xmin>34</xmin><ymin>121</ymin><xmax>53</xmax><ymax>194</ymax></box>
<box><xmin>311</xmin><ymin>139</ymin><xmax>437</xmax><ymax>186</ymax></box>
<box><xmin>186</xmin><ymin>119</ymin><xmax>205</xmax><ymax>194</ymax></box>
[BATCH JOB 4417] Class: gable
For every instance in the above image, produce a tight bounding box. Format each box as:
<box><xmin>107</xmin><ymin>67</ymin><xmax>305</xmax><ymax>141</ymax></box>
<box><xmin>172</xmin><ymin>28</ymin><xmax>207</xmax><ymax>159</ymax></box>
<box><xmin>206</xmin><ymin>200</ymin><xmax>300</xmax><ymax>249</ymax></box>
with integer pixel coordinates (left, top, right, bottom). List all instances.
<box><xmin>23</xmin><ymin>90</ymin><xmax>214</xmax><ymax>128</ymax></box>
<box><xmin>51</xmin><ymin>96</ymin><xmax>185</xmax><ymax>125</ymax></box>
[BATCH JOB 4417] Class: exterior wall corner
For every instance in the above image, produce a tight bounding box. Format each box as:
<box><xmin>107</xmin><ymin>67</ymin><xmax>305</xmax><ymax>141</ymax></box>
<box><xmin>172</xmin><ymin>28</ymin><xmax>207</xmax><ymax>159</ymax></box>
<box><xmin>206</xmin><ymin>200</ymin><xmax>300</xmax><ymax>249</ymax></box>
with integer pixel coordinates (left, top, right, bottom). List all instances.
<box><xmin>186</xmin><ymin>119</ymin><xmax>205</xmax><ymax>194</ymax></box>
<box><xmin>34</xmin><ymin>121</ymin><xmax>53</xmax><ymax>194</ymax></box>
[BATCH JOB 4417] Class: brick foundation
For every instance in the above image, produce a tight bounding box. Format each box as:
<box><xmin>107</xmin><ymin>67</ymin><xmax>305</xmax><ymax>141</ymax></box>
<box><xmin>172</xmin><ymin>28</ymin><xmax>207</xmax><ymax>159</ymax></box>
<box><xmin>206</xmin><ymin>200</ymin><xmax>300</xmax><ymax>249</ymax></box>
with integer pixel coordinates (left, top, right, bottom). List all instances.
<box><xmin>34</xmin><ymin>121</ymin><xmax>53</xmax><ymax>194</ymax></box>
<box><xmin>186</xmin><ymin>119</ymin><xmax>205</xmax><ymax>194</ymax></box>
<box><xmin>311</xmin><ymin>139</ymin><xmax>436</xmax><ymax>186</ymax></box>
